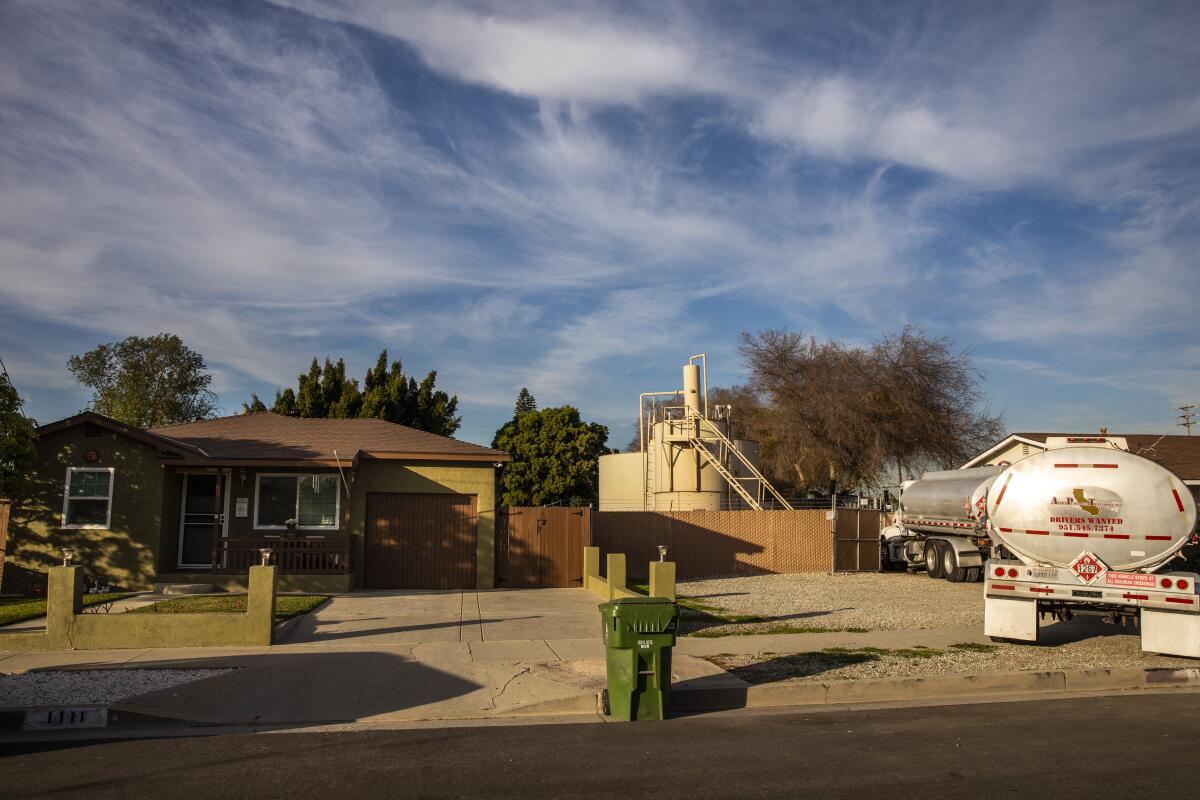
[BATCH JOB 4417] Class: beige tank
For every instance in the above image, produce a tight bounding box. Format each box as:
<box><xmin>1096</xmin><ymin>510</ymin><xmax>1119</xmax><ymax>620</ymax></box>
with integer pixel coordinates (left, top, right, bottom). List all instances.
<box><xmin>596</xmin><ymin>355</ymin><xmax>788</xmax><ymax>512</ymax></box>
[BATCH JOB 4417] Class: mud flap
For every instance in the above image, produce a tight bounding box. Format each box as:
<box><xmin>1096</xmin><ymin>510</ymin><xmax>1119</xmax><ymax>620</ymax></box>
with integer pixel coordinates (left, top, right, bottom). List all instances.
<box><xmin>1142</xmin><ymin>608</ymin><xmax>1200</xmax><ymax>658</ymax></box>
<box><xmin>985</xmin><ymin>595</ymin><xmax>1038</xmax><ymax>642</ymax></box>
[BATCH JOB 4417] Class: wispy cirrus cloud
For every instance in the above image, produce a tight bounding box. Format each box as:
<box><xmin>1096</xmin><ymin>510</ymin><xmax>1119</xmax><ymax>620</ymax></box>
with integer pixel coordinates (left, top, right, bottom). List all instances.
<box><xmin>2</xmin><ymin>0</ymin><xmax>1198</xmax><ymax>441</ymax></box>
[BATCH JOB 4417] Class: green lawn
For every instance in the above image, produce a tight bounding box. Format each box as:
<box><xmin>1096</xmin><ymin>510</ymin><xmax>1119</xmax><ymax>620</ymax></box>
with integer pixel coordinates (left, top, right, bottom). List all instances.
<box><xmin>128</xmin><ymin>594</ymin><xmax>329</xmax><ymax>623</ymax></box>
<box><xmin>0</xmin><ymin>593</ymin><xmax>134</xmax><ymax>628</ymax></box>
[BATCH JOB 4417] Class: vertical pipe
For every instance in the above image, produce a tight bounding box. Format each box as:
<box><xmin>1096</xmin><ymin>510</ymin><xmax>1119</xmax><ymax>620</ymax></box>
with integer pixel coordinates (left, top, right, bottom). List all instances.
<box><xmin>639</xmin><ymin>396</ymin><xmax>646</xmax><ymax>511</ymax></box>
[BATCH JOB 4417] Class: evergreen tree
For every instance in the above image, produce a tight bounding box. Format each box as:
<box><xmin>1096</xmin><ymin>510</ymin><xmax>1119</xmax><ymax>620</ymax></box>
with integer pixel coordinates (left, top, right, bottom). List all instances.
<box><xmin>513</xmin><ymin>388</ymin><xmax>537</xmax><ymax>416</ymax></box>
<box><xmin>244</xmin><ymin>350</ymin><xmax>460</xmax><ymax>436</ymax></box>
<box><xmin>241</xmin><ymin>394</ymin><xmax>268</xmax><ymax>413</ymax></box>
<box><xmin>271</xmin><ymin>387</ymin><xmax>297</xmax><ymax>416</ymax></box>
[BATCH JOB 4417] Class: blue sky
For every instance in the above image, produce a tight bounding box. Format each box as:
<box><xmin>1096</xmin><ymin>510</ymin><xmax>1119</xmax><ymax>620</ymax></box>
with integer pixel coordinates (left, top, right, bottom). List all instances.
<box><xmin>2</xmin><ymin>0</ymin><xmax>1198</xmax><ymax>446</ymax></box>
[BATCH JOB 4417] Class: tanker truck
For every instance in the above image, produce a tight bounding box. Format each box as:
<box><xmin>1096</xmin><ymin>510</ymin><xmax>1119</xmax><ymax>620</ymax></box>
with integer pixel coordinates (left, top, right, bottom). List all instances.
<box><xmin>882</xmin><ymin>438</ymin><xmax>1200</xmax><ymax>658</ymax></box>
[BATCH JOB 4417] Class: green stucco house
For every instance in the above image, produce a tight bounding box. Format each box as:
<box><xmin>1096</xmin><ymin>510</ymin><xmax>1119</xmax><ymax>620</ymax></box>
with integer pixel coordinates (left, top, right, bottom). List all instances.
<box><xmin>1</xmin><ymin>412</ymin><xmax>508</xmax><ymax>594</ymax></box>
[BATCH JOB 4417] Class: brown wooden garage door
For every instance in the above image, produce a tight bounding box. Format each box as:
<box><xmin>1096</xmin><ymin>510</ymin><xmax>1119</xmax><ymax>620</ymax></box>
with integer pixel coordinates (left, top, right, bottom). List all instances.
<box><xmin>365</xmin><ymin>493</ymin><xmax>478</xmax><ymax>589</ymax></box>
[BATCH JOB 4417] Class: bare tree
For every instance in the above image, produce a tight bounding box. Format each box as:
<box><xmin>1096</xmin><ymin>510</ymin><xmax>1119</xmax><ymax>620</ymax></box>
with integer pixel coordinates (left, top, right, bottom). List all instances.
<box><xmin>738</xmin><ymin>327</ymin><xmax>1002</xmax><ymax>494</ymax></box>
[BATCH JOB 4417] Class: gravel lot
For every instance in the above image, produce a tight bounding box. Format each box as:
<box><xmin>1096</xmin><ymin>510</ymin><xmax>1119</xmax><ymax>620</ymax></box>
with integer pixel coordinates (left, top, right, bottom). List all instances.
<box><xmin>0</xmin><ymin>669</ymin><xmax>231</xmax><ymax>707</ymax></box>
<box><xmin>679</xmin><ymin>572</ymin><xmax>982</xmax><ymax>633</ymax></box>
<box><xmin>706</xmin><ymin>634</ymin><xmax>1196</xmax><ymax>684</ymax></box>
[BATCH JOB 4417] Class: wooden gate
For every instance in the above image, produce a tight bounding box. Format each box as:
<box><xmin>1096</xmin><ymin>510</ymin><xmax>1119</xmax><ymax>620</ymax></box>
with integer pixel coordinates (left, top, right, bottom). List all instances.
<box><xmin>365</xmin><ymin>492</ymin><xmax>477</xmax><ymax>589</ymax></box>
<box><xmin>832</xmin><ymin>509</ymin><xmax>883</xmax><ymax>572</ymax></box>
<box><xmin>496</xmin><ymin>507</ymin><xmax>592</xmax><ymax>588</ymax></box>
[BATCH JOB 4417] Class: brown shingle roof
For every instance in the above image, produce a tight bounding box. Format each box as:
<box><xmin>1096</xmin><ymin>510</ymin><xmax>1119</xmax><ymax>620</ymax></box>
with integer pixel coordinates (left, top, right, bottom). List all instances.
<box><xmin>147</xmin><ymin>413</ymin><xmax>507</xmax><ymax>463</ymax></box>
<box><xmin>1008</xmin><ymin>432</ymin><xmax>1200</xmax><ymax>480</ymax></box>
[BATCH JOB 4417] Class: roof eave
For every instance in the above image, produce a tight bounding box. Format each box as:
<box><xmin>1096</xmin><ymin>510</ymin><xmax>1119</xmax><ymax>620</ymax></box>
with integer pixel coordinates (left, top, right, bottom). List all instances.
<box><xmin>360</xmin><ymin>451</ymin><xmax>510</xmax><ymax>463</ymax></box>
<box><xmin>39</xmin><ymin>412</ymin><xmax>206</xmax><ymax>457</ymax></box>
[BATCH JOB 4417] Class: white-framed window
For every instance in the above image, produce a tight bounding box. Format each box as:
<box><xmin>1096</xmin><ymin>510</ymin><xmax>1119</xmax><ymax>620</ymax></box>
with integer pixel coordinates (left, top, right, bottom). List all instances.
<box><xmin>254</xmin><ymin>473</ymin><xmax>341</xmax><ymax>530</ymax></box>
<box><xmin>62</xmin><ymin>467</ymin><xmax>115</xmax><ymax>529</ymax></box>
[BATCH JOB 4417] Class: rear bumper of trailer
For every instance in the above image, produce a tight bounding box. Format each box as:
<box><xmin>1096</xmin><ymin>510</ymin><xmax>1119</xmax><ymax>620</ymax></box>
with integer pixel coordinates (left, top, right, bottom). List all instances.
<box><xmin>983</xmin><ymin>559</ymin><xmax>1200</xmax><ymax>658</ymax></box>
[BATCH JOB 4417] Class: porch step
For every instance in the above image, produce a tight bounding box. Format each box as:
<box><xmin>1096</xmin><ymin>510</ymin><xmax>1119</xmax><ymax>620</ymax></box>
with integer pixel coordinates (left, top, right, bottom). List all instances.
<box><xmin>153</xmin><ymin>583</ymin><xmax>222</xmax><ymax>595</ymax></box>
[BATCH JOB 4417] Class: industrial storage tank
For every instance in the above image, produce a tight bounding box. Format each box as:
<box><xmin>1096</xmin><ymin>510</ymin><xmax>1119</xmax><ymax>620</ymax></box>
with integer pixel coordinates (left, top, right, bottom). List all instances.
<box><xmin>597</xmin><ymin>354</ymin><xmax>789</xmax><ymax>512</ymax></box>
<box><xmin>987</xmin><ymin>447</ymin><xmax>1197</xmax><ymax>571</ymax></box>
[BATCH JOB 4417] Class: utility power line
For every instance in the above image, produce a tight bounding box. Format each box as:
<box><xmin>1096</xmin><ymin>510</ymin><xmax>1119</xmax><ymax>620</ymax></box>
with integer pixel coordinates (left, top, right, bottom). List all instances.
<box><xmin>1179</xmin><ymin>404</ymin><xmax>1197</xmax><ymax>436</ymax></box>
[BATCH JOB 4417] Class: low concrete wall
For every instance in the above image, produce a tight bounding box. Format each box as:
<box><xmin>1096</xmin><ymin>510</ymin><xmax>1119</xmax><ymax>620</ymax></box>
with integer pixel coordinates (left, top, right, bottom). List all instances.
<box><xmin>0</xmin><ymin>565</ymin><xmax>277</xmax><ymax>651</ymax></box>
<box><xmin>583</xmin><ymin>546</ymin><xmax>674</xmax><ymax>601</ymax></box>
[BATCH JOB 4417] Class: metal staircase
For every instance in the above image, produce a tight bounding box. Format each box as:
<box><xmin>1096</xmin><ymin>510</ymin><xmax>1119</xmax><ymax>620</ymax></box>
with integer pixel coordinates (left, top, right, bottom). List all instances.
<box><xmin>688</xmin><ymin>415</ymin><xmax>793</xmax><ymax>511</ymax></box>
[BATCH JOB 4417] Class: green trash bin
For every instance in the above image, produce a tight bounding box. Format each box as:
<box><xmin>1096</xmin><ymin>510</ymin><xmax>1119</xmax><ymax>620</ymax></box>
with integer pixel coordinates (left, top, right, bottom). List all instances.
<box><xmin>599</xmin><ymin>596</ymin><xmax>679</xmax><ymax>720</ymax></box>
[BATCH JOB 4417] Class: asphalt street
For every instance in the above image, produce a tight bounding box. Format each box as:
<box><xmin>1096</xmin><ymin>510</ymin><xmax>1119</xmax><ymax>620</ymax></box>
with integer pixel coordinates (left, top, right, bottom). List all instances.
<box><xmin>4</xmin><ymin>691</ymin><xmax>1200</xmax><ymax>799</ymax></box>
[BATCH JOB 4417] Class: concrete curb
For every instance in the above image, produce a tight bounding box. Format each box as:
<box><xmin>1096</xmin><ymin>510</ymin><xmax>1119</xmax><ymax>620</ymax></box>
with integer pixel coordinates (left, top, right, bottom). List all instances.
<box><xmin>671</xmin><ymin>666</ymin><xmax>1200</xmax><ymax>711</ymax></box>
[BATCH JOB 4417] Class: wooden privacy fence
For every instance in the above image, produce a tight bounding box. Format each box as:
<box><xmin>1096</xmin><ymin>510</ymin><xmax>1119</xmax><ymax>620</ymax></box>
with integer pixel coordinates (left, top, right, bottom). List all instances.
<box><xmin>496</xmin><ymin>507</ymin><xmax>592</xmax><ymax>588</ymax></box>
<box><xmin>496</xmin><ymin>507</ymin><xmax>886</xmax><ymax>584</ymax></box>
<box><xmin>592</xmin><ymin>509</ymin><xmax>842</xmax><ymax>578</ymax></box>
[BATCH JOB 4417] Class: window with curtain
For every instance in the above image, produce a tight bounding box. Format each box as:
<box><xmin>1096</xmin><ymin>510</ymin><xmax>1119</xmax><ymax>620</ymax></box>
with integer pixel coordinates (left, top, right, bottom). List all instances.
<box><xmin>254</xmin><ymin>474</ymin><xmax>340</xmax><ymax>529</ymax></box>
<box><xmin>63</xmin><ymin>468</ymin><xmax>114</xmax><ymax>528</ymax></box>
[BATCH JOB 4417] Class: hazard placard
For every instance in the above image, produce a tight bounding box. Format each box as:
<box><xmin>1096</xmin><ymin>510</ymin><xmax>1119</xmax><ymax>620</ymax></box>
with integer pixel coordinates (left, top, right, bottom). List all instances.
<box><xmin>1069</xmin><ymin>551</ymin><xmax>1108</xmax><ymax>585</ymax></box>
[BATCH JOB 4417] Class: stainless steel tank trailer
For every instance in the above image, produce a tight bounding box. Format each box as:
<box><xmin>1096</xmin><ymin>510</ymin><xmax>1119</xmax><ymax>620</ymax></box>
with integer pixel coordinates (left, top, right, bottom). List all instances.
<box><xmin>882</xmin><ymin>438</ymin><xmax>1200</xmax><ymax>658</ymax></box>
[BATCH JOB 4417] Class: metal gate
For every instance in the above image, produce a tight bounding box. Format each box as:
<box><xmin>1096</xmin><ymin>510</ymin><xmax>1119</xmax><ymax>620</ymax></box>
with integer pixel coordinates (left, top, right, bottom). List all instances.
<box><xmin>496</xmin><ymin>507</ymin><xmax>592</xmax><ymax>588</ymax></box>
<box><xmin>365</xmin><ymin>492</ymin><xmax>477</xmax><ymax>589</ymax></box>
<box><xmin>832</xmin><ymin>509</ymin><xmax>883</xmax><ymax>572</ymax></box>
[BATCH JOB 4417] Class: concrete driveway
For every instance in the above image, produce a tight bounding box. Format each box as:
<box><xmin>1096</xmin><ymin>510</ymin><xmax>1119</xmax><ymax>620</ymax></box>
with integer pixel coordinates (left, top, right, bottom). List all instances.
<box><xmin>279</xmin><ymin>589</ymin><xmax>602</xmax><ymax>647</ymax></box>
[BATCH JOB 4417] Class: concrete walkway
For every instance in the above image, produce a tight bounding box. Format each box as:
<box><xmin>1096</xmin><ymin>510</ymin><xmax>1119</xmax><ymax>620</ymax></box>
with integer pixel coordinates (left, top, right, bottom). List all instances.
<box><xmin>279</xmin><ymin>588</ymin><xmax>600</xmax><ymax>646</ymax></box>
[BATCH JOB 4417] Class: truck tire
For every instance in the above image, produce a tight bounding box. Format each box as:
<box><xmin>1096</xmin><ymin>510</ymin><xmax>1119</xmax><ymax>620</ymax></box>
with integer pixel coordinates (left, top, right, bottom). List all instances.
<box><xmin>924</xmin><ymin>541</ymin><xmax>944</xmax><ymax>578</ymax></box>
<box><xmin>963</xmin><ymin>566</ymin><xmax>982</xmax><ymax>583</ymax></box>
<box><xmin>942</xmin><ymin>546</ymin><xmax>967</xmax><ymax>582</ymax></box>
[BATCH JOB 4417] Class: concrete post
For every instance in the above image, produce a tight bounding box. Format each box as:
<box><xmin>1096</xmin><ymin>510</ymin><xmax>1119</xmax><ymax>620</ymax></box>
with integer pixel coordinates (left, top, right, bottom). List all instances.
<box><xmin>649</xmin><ymin>561</ymin><xmax>676</xmax><ymax>600</ymax></box>
<box><xmin>46</xmin><ymin>566</ymin><xmax>83</xmax><ymax>646</ymax></box>
<box><xmin>606</xmin><ymin>553</ymin><xmax>626</xmax><ymax>600</ymax></box>
<box><xmin>246</xmin><ymin>565</ymin><xmax>278</xmax><ymax>645</ymax></box>
<box><xmin>583</xmin><ymin>546</ymin><xmax>600</xmax><ymax>594</ymax></box>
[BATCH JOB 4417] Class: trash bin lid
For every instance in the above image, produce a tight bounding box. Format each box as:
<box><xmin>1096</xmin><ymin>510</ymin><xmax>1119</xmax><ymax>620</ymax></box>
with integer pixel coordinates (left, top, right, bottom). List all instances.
<box><xmin>609</xmin><ymin>596</ymin><xmax>675</xmax><ymax>604</ymax></box>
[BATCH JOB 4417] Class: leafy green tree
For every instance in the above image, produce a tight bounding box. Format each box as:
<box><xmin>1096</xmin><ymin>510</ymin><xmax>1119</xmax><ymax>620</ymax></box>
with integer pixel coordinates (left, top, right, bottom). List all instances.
<box><xmin>514</xmin><ymin>388</ymin><xmax>537</xmax><ymax>415</ymax></box>
<box><xmin>67</xmin><ymin>333</ymin><xmax>217</xmax><ymax>426</ymax></box>
<box><xmin>0</xmin><ymin>370</ymin><xmax>37</xmax><ymax>500</ymax></box>
<box><xmin>492</xmin><ymin>406</ymin><xmax>609</xmax><ymax>506</ymax></box>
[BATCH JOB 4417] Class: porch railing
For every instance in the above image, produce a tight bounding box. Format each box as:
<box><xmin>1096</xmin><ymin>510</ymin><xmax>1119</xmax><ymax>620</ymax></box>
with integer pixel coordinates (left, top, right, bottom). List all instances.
<box><xmin>213</xmin><ymin>538</ymin><xmax>350</xmax><ymax>575</ymax></box>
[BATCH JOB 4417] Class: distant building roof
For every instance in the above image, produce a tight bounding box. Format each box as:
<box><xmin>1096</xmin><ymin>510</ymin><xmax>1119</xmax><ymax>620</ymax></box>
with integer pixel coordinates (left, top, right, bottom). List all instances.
<box><xmin>965</xmin><ymin>432</ymin><xmax>1200</xmax><ymax>481</ymax></box>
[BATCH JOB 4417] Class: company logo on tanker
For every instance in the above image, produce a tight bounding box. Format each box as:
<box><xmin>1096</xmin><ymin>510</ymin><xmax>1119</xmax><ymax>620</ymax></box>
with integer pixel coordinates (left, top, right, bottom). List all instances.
<box><xmin>1048</xmin><ymin>487</ymin><xmax>1124</xmax><ymax>533</ymax></box>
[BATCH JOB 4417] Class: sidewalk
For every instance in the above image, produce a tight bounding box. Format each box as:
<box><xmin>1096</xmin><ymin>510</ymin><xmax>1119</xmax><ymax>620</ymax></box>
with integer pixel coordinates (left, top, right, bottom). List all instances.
<box><xmin>0</xmin><ymin>625</ymin><xmax>995</xmax><ymax>728</ymax></box>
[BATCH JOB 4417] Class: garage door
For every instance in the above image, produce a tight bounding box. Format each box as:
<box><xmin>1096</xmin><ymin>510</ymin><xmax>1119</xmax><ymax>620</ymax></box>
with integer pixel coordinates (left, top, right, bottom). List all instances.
<box><xmin>365</xmin><ymin>493</ymin><xmax>478</xmax><ymax>589</ymax></box>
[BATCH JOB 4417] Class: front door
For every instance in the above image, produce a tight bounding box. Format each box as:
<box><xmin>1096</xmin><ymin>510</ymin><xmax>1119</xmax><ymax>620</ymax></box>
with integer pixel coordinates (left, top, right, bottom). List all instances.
<box><xmin>178</xmin><ymin>473</ymin><xmax>227</xmax><ymax>568</ymax></box>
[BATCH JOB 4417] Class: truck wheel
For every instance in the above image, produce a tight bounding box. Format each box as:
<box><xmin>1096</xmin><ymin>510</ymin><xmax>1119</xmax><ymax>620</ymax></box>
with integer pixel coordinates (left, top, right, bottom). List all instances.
<box><xmin>924</xmin><ymin>542</ymin><xmax>944</xmax><ymax>578</ymax></box>
<box><xmin>942</xmin><ymin>546</ymin><xmax>967</xmax><ymax>582</ymax></box>
<box><xmin>963</xmin><ymin>566</ymin><xmax>982</xmax><ymax>583</ymax></box>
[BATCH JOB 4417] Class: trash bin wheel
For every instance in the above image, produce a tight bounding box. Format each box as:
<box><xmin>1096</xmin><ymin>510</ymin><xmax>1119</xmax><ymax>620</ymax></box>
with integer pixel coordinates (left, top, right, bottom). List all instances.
<box><xmin>601</xmin><ymin>688</ymin><xmax>610</xmax><ymax>716</ymax></box>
